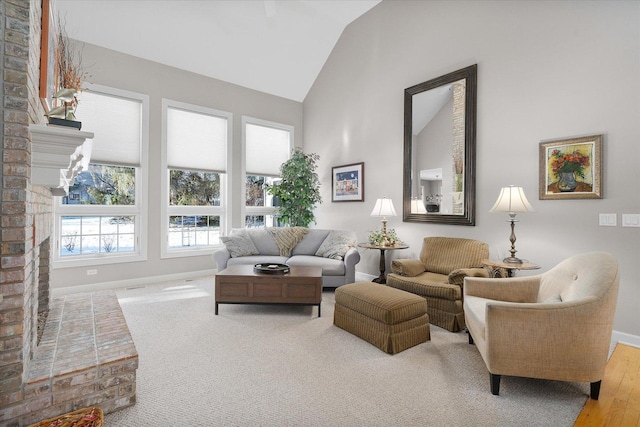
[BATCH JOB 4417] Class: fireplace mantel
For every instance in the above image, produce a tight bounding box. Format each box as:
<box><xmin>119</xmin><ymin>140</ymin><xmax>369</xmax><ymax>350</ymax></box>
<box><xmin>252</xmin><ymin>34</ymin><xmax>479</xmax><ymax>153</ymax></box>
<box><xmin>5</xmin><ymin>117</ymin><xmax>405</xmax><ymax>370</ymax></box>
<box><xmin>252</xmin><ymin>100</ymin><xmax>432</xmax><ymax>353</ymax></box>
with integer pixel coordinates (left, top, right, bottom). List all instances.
<box><xmin>29</xmin><ymin>124</ymin><xmax>95</xmax><ymax>196</ymax></box>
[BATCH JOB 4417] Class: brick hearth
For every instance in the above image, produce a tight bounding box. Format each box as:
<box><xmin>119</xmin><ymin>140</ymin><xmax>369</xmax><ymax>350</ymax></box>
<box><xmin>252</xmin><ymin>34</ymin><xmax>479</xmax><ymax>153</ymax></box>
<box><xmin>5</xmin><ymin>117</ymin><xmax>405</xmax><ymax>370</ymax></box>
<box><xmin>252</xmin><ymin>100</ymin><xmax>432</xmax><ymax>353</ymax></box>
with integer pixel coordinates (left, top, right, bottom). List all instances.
<box><xmin>1</xmin><ymin>1</ymin><xmax>139</xmax><ymax>424</ymax></box>
<box><xmin>4</xmin><ymin>291</ymin><xmax>138</xmax><ymax>425</ymax></box>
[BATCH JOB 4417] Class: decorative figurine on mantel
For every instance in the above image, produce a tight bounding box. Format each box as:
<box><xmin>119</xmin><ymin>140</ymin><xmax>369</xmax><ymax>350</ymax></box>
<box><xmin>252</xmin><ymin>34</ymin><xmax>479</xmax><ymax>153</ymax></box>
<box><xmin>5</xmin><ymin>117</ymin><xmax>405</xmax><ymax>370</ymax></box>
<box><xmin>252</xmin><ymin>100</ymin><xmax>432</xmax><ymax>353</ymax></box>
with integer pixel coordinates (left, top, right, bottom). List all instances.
<box><xmin>46</xmin><ymin>88</ymin><xmax>81</xmax><ymax>129</ymax></box>
<box><xmin>45</xmin><ymin>15</ymin><xmax>88</xmax><ymax>130</ymax></box>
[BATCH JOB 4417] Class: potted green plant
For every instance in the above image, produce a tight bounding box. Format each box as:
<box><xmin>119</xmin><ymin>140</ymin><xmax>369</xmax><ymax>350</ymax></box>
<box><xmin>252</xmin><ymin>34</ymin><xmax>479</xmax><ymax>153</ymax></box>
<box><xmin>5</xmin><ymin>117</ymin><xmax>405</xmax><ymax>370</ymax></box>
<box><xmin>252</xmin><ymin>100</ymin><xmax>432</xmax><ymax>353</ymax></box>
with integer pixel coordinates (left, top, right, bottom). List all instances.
<box><xmin>266</xmin><ymin>148</ymin><xmax>321</xmax><ymax>227</ymax></box>
<box><xmin>368</xmin><ymin>228</ymin><xmax>399</xmax><ymax>246</ymax></box>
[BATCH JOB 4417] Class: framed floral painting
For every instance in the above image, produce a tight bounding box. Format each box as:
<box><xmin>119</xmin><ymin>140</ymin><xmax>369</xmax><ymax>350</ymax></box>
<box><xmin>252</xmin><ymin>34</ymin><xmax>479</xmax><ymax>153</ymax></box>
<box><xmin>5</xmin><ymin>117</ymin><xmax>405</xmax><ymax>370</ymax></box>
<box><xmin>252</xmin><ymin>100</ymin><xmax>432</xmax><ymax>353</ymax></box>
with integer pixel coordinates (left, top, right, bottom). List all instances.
<box><xmin>539</xmin><ymin>134</ymin><xmax>603</xmax><ymax>200</ymax></box>
<box><xmin>332</xmin><ymin>162</ymin><xmax>364</xmax><ymax>202</ymax></box>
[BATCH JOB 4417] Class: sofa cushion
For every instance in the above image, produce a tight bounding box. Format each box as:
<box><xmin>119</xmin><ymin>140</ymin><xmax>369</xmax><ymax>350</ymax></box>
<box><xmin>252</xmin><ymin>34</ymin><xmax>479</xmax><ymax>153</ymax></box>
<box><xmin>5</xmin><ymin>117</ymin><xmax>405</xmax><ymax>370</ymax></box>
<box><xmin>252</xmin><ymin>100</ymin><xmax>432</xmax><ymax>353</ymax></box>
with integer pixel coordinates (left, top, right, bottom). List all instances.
<box><xmin>287</xmin><ymin>255</ymin><xmax>345</xmax><ymax>276</ymax></box>
<box><xmin>387</xmin><ymin>272</ymin><xmax>461</xmax><ymax>300</ymax></box>
<box><xmin>220</xmin><ymin>233</ymin><xmax>259</xmax><ymax>257</ymax></box>
<box><xmin>448</xmin><ymin>267</ymin><xmax>489</xmax><ymax>286</ymax></box>
<box><xmin>227</xmin><ymin>255</ymin><xmax>289</xmax><ymax>267</ymax></box>
<box><xmin>291</xmin><ymin>229</ymin><xmax>330</xmax><ymax>256</ymax></box>
<box><xmin>419</xmin><ymin>237</ymin><xmax>488</xmax><ymax>275</ymax></box>
<box><xmin>315</xmin><ymin>230</ymin><xmax>356</xmax><ymax>260</ymax></box>
<box><xmin>543</xmin><ymin>294</ymin><xmax>563</xmax><ymax>303</ymax></box>
<box><xmin>463</xmin><ymin>295</ymin><xmax>487</xmax><ymax>339</ymax></box>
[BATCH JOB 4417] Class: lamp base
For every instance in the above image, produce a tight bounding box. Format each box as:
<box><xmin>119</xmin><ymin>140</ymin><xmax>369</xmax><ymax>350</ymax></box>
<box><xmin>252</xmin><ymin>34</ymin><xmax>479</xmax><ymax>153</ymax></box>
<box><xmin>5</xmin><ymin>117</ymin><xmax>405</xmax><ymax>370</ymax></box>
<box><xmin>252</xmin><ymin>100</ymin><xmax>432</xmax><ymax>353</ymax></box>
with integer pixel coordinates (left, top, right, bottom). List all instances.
<box><xmin>502</xmin><ymin>256</ymin><xmax>524</xmax><ymax>264</ymax></box>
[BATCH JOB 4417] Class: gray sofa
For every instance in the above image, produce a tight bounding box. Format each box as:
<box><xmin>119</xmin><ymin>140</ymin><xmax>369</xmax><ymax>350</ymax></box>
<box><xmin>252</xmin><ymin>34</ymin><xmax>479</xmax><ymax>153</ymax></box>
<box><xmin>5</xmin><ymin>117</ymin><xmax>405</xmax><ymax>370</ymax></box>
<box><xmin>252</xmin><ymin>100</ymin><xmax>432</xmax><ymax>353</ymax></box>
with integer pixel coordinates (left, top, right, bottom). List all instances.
<box><xmin>213</xmin><ymin>228</ymin><xmax>360</xmax><ymax>288</ymax></box>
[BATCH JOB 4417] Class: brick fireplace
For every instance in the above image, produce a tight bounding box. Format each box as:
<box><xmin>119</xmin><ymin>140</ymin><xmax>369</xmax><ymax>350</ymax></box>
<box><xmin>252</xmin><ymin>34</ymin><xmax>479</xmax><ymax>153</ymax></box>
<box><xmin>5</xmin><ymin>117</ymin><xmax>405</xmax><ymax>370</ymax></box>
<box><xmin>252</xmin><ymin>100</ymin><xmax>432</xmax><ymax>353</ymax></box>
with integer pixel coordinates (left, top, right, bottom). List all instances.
<box><xmin>1</xmin><ymin>1</ymin><xmax>137</xmax><ymax>424</ymax></box>
<box><xmin>1</xmin><ymin>0</ymin><xmax>55</xmax><ymax>419</ymax></box>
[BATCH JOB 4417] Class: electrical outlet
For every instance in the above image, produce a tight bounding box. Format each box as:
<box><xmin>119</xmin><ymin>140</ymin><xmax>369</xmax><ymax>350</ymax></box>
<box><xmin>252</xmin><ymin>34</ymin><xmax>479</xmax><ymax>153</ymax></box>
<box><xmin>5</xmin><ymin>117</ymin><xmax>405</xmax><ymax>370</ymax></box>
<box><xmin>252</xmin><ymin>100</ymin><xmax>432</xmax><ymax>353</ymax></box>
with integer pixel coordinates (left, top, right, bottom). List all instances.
<box><xmin>598</xmin><ymin>213</ymin><xmax>617</xmax><ymax>227</ymax></box>
<box><xmin>622</xmin><ymin>214</ymin><xmax>640</xmax><ymax>227</ymax></box>
<box><xmin>87</xmin><ymin>269</ymin><xmax>97</xmax><ymax>276</ymax></box>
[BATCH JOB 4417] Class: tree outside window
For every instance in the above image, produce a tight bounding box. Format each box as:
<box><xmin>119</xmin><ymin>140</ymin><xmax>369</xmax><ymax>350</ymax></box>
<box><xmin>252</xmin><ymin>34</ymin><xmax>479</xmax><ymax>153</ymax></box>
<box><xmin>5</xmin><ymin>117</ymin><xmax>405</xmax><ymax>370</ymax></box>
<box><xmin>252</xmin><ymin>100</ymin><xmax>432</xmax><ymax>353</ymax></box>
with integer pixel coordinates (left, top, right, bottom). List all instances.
<box><xmin>170</xmin><ymin>170</ymin><xmax>220</xmax><ymax>206</ymax></box>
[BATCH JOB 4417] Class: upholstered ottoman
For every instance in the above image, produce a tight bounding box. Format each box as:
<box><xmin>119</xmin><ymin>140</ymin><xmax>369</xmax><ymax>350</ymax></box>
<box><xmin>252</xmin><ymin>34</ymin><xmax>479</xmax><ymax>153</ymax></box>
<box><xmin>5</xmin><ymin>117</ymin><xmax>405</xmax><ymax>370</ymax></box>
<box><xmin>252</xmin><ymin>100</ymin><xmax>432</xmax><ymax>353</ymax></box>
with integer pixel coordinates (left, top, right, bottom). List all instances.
<box><xmin>334</xmin><ymin>282</ymin><xmax>430</xmax><ymax>354</ymax></box>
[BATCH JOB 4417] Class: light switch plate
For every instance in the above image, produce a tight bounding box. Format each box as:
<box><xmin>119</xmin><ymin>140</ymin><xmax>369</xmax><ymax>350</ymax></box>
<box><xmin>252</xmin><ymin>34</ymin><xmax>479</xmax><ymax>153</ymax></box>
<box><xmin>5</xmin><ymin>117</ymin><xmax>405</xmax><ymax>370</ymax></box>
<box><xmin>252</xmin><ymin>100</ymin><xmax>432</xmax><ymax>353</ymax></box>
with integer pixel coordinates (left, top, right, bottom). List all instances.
<box><xmin>622</xmin><ymin>214</ymin><xmax>640</xmax><ymax>227</ymax></box>
<box><xmin>599</xmin><ymin>213</ymin><xmax>617</xmax><ymax>226</ymax></box>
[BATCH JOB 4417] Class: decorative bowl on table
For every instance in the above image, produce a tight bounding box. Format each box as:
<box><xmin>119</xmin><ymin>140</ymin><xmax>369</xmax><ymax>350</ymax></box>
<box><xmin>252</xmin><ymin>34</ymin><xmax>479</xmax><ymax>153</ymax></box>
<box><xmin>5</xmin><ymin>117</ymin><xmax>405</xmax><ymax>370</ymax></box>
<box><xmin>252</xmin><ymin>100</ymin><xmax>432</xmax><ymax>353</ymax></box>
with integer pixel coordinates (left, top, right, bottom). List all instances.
<box><xmin>253</xmin><ymin>263</ymin><xmax>290</xmax><ymax>274</ymax></box>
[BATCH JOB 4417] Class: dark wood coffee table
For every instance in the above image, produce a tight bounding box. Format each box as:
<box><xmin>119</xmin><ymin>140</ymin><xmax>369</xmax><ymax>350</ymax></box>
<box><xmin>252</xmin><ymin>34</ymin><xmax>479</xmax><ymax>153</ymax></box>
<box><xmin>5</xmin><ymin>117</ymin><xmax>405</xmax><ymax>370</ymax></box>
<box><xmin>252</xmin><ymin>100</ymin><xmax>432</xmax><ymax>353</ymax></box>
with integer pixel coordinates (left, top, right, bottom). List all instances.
<box><xmin>215</xmin><ymin>265</ymin><xmax>323</xmax><ymax>317</ymax></box>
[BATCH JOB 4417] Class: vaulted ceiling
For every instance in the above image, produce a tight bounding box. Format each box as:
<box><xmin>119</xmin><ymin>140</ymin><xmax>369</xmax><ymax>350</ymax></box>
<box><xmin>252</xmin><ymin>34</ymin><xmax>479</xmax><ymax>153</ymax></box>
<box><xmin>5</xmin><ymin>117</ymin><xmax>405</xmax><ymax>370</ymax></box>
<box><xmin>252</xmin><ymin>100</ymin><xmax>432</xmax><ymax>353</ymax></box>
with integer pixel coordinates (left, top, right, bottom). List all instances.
<box><xmin>55</xmin><ymin>0</ymin><xmax>381</xmax><ymax>102</ymax></box>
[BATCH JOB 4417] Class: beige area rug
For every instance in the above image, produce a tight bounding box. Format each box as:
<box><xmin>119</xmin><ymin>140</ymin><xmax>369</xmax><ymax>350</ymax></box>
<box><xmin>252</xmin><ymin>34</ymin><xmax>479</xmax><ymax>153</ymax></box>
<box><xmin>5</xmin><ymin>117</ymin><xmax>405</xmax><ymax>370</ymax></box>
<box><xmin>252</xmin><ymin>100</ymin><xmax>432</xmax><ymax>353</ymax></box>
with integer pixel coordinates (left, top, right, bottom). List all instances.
<box><xmin>105</xmin><ymin>277</ymin><xmax>587</xmax><ymax>426</ymax></box>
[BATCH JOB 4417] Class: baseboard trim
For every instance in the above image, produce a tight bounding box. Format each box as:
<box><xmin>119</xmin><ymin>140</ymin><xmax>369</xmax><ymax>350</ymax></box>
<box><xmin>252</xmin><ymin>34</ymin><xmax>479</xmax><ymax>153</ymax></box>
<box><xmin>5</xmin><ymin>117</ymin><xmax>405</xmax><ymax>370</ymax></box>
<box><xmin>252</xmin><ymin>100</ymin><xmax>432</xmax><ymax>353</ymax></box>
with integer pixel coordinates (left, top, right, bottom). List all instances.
<box><xmin>355</xmin><ymin>272</ymin><xmax>376</xmax><ymax>282</ymax></box>
<box><xmin>52</xmin><ymin>269</ymin><xmax>216</xmax><ymax>296</ymax></box>
<box><xmin>612</xmin><ymin>330</ymin><xmax>640</xmax><ymax>349</ymax></box>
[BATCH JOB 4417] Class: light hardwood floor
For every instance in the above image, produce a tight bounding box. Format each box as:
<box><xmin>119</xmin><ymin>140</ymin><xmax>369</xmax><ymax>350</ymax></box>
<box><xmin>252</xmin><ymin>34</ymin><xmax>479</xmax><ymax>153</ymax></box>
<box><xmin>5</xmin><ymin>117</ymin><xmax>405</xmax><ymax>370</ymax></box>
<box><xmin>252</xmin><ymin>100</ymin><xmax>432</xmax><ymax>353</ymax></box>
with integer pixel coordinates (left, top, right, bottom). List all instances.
<box><xmin>574</xmin><ymin>343</ymin><xmax>640</xmax><ymax>426</ymax></box>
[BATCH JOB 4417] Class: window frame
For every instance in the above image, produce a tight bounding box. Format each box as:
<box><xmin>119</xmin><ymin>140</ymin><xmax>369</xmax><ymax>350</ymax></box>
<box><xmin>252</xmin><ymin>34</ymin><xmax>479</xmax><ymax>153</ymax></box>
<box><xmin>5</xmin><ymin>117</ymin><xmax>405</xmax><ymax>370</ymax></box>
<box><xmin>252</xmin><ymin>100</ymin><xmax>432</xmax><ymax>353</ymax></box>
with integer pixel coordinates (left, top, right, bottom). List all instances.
<box><xmin>242</xmin><ymin>116</ymin><xmax>293</xmax><ymax>228</ymax></box>
<box><xmin>161</xmin><ymin>99</ymin><xmax>233</xmax><ymax>259</ymax></box>
<box><xmin>52</xmin><ymin>84</ymin><xmax>149</xmax><ymax>268</ymax></box>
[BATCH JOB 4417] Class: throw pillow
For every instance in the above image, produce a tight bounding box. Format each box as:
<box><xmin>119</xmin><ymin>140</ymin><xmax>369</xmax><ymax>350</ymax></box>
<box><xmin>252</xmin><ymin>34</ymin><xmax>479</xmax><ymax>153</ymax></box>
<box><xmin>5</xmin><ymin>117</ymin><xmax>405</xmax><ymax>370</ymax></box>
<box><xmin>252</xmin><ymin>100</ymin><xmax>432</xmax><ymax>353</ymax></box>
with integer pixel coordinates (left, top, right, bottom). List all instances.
<box><xmin>220</xmin><ymin>233</ymin><xmax>259</xmax><ymax>258</ymax></box>
<box><xmin>268</xmin><ymin>227</ymin><xmax>308</xmax><ymax>257</ymax></box>
<box><xmin>315</xmin><ymin>230</ymin><xmax>356</xmax><ymax>260</ymax></box>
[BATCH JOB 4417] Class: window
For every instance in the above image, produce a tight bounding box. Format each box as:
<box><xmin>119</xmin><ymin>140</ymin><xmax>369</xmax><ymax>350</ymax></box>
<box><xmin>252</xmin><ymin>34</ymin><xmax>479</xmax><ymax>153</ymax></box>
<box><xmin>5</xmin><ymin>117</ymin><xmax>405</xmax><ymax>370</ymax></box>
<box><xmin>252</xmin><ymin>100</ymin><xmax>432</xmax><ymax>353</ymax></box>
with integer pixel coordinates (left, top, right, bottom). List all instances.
<box><xmin>54</xmin><ymin>85</ymin><xmax>148</xmax><ymax>266</ymax></box>
<box><xmin>60</xmin><ymin>215</ymin><xmax>135</xmax><ymax>256</ymax></box>
<box><xmin>243</xmin><ymin>117</ymin><xmax>293</xmax><ymax>228</ymax></box>
<box><xmin>245</xmin><ymin>175</ymin><xmax>279</xmax><ymax>228</ymax></box>
<box><xmin>168</xmin><ymin>170</ymin><xmax>221</xmax><ymax>248</ymax></box>
<box><xmin>162</xmin><ymin>100</ymin><xmax>231</xmax><ymax>257</ymax></box>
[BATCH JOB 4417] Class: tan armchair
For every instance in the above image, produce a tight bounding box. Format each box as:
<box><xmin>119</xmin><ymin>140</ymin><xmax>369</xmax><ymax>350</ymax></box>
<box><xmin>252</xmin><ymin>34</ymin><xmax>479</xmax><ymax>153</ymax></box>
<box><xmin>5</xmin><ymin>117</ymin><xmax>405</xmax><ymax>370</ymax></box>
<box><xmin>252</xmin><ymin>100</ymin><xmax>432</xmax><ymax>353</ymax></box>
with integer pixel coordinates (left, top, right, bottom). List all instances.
<box><xmin>386</xmin><ymin>237</ymin><xmax>489</xmax><ymax>332</ymax></box>
<box><xmin>463</xmin><ymin>252</ymin><xmax>619</xmax><ymax>399</ymax></box>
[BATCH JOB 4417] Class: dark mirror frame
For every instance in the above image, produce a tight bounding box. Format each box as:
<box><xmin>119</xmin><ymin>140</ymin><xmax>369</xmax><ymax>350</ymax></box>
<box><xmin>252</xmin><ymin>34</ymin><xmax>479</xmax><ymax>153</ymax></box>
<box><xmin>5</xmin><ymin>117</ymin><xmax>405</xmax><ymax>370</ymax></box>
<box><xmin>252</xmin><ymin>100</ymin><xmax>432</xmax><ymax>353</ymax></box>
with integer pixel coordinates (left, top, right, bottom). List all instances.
<box><xmin>403</xmin><ymin>64</ymin><xmax>477</xmax><ymax>226</ymax></box>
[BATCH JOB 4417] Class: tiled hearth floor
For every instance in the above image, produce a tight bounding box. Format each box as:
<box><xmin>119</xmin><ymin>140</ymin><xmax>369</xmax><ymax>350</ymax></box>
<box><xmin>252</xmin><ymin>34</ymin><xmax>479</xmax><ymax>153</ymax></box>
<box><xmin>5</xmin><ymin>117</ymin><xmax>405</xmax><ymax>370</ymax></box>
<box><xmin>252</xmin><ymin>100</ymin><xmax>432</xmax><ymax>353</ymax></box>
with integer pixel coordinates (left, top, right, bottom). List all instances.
<box><xmin>17</xmin><ymin>290</ymin><xmax>138</xmax><ymax>424</ymax></box>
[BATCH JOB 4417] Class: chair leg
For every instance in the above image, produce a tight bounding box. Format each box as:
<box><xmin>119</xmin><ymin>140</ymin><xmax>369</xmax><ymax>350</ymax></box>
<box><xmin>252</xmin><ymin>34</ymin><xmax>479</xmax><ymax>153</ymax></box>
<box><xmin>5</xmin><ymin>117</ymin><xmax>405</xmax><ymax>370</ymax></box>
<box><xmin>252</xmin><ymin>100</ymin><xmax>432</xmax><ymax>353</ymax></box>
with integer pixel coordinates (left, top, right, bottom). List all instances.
<box><xmin>490</xmin><ymin>373</ymin><xmax>501</xmax><ymax>395</ymax></box>
<box><xmin>590</xmin><ymin>380</ymin><xmax>601</xmax><ymax>400</ymax></box>
<box><xmin>468</xmin><ymin>331</ymin><xmax>474</xmax><ymax>345</ymax></box>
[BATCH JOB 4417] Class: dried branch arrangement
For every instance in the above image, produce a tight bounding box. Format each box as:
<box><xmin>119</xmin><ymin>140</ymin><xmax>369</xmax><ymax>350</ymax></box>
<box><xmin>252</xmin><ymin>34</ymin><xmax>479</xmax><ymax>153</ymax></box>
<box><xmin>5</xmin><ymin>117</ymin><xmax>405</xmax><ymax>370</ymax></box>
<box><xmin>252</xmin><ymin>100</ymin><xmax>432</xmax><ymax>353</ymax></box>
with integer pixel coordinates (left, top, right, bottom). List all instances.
<box><xmin>46</xmin><ymin>15</ymin><xmax>90</xmax><ymax>124</ymax></box>
<box><xmin>56</xmin><ymin>15</ymin><xmax>87</xmax><ymax>92</ymax></box>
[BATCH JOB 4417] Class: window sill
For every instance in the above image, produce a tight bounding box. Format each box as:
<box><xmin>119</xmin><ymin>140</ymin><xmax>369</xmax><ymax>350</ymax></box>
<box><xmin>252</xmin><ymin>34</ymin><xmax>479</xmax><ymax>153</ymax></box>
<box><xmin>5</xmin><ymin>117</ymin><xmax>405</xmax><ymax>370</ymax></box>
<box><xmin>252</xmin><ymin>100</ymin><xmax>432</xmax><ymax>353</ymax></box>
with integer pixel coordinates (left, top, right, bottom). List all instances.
<box><xmin>161</xmin><ymin>246</ymin><xmax>220</xmax><ymax>260</ymax></box>
<box><xmin>52</xmin><ymin>252</ymin><xmax>147</xmax><ymax>269</ymax></box>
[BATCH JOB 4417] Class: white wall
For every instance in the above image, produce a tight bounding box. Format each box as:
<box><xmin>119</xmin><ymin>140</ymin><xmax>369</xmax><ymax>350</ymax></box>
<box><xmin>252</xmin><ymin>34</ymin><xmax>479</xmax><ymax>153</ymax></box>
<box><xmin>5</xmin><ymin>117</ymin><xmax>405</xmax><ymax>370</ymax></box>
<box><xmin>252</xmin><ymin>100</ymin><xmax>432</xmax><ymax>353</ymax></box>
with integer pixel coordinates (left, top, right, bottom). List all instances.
<box><xmin>304</xmin><ymin>1</ymin><xmax>640</xmax><ymax>337</ymax></box>
<box><xmin>52</xmin><ymin>42</ymin><xmax>303</xmax><ymax>289</ymax></box>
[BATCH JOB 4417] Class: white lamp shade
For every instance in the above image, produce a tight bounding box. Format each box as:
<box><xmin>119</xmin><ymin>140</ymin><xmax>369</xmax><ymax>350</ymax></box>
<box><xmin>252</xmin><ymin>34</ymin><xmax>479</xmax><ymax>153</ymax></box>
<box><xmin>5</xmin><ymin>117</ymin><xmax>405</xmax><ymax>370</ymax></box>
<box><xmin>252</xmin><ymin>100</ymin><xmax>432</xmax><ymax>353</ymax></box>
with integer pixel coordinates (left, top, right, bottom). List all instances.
<box><xmin>490</xmin><ymin>186</ymin><xmax>534</xmax><ymax>213</ymax></box>
<box><xmin>370</xmin><ymin>198</ymin><xmax>397</xmax><ymax>217</ymax></box>
<box><xmin>410</xmin><ymin>198</ymin><xmax>427</xmax><ymax>214</ymax></box>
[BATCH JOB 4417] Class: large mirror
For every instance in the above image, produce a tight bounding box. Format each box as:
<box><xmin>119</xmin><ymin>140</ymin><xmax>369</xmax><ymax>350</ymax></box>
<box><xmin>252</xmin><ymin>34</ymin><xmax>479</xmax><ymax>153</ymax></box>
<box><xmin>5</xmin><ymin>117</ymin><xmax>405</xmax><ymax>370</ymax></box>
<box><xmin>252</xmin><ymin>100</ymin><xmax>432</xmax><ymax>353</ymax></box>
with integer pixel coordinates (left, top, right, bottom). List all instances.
<box><xmin>403</xmin><ymin>64</ymin><xmax>477</xmax><ymax>225</ymax></box>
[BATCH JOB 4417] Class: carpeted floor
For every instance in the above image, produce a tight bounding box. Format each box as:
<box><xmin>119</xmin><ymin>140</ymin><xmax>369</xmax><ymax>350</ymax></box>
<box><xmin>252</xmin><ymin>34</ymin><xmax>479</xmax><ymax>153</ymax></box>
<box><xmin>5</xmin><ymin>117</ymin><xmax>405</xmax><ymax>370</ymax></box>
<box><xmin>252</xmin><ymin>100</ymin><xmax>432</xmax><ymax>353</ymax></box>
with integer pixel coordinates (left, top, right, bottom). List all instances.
<box><xmin>105</xmin><ymin>276</ymin><xmax>587</xmax><ymax>426</ymax></box>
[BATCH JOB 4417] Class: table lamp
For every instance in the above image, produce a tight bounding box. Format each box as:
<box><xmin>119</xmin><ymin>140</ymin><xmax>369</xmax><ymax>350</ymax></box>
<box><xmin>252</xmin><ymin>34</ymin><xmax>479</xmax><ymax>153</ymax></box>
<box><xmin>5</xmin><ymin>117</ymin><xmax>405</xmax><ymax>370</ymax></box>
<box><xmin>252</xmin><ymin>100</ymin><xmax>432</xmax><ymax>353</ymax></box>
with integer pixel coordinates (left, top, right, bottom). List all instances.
<box><xmin>370</xmin><ymin>197</ymin><xmax>397</xmax><ymax>246</ymax></box>
<box><xmin>410</xmin><ymin>197</ymin><xmax>427</xmax><ymax>214</ymax></box>
<box><xmin>490</xmin><ymin>185</ymin><xmax>534</xmax><ymax>263</ymax></box>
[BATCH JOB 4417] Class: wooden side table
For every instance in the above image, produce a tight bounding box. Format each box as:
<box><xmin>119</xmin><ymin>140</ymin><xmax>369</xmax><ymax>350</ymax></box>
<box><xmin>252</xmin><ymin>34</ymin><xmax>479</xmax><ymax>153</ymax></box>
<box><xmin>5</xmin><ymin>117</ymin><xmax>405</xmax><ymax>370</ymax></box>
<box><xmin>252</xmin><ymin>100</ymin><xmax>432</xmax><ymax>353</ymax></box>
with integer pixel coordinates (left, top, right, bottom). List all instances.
<box><xmin>482</xmin><ymin>259</ymin><xmax>540</xmax><ymax>278</ymax></box>
<box><xmin>358</xmin><ymin>242</ymin><xmax>409</xmax><ymax>284</ymax></box>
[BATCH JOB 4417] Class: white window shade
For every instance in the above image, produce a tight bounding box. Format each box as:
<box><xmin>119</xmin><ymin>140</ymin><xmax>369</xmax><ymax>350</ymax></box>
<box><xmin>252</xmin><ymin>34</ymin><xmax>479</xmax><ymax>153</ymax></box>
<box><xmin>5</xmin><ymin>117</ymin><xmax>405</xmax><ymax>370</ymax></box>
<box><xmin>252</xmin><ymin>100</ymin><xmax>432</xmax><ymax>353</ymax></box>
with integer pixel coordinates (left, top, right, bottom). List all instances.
<box><xmin>246</xmin><ymin>123</ymin><xmax>290</xmax><ymax>176</ymax></box>
<box><xmin>80</xmin><ymin>90</ymin><xmax>141</xmax><ymax>166</ymax></box>
<box><xmin>167</xmin><ymin>108</ymin><xmax>227</xmax><ymax>173</ymax></box>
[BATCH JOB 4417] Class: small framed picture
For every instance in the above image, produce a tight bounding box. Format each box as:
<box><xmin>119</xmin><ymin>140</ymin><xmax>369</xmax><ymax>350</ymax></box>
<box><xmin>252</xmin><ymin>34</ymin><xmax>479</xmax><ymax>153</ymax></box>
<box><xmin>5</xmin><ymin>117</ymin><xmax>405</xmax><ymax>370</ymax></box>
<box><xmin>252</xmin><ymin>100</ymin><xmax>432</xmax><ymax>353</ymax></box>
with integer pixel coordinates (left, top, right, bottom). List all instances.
<box><xmin>332</xmin><ymin>162</ymin><xmax>364</xmax><ymax>202</ymax></box>
<box><xmin>539</xmin><ymin>134</ymin><xmax>603</xmax><ymax>200</ymax></box>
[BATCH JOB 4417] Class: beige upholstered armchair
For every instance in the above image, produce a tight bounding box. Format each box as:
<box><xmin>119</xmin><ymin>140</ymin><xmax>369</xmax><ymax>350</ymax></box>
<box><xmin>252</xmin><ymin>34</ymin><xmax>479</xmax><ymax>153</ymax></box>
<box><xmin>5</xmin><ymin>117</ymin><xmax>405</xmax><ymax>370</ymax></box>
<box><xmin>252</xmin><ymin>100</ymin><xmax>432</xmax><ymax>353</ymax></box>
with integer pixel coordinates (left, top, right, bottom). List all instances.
<box><xmin>463</xmin><ymin>252</ymin><xmax>619</xmax><ymax>399</ymax></box>
<box><xmin>386</xmin><ymin>237</ymin><xmax>490</xmax><ymax>332</ymax></box>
